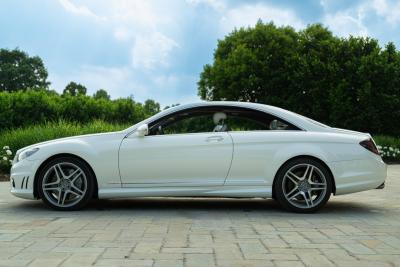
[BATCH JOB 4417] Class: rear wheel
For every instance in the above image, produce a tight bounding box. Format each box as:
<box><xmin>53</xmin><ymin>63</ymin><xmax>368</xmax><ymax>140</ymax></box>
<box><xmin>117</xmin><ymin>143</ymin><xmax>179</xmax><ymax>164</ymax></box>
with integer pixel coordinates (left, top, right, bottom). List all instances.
<box><xmin>274</xmin><ymin>158</ymin><xmax>332</xmax><ymax>213</ymax></box>
<box><xmin>37</xmin><ymin>157</ymin><xmax>94</xmax><ymax>211</ymax></box>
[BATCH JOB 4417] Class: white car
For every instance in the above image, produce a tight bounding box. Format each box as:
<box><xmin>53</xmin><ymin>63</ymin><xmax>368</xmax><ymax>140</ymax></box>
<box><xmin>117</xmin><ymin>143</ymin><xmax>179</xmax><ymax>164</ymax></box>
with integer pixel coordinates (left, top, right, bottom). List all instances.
<box><xmin>10</xmin><ymin>101</ymin><xmax>386</xmax><ymax>212</ymax></box>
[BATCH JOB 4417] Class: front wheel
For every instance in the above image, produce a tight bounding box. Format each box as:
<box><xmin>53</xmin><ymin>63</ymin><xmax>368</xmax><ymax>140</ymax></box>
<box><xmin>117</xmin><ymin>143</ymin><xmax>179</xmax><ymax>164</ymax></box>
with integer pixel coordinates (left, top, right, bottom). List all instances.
<box><xmin>274</xmin><ymin>158</ymin><xmax>333</xmax><ymax>213</ymax></box>
<box><xmin>37</xmin><ymin>157</ymin><xmax>95</xmax><ymax>211</ymax></box>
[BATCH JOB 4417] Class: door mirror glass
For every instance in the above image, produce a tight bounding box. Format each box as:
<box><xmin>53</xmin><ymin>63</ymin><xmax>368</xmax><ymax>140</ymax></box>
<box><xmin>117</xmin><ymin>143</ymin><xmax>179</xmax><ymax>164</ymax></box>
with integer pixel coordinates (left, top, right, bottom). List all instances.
<box><xmin>136</xmin><ymin>124</ymin><xmax>149</xmax><ymax>137</ymax></box>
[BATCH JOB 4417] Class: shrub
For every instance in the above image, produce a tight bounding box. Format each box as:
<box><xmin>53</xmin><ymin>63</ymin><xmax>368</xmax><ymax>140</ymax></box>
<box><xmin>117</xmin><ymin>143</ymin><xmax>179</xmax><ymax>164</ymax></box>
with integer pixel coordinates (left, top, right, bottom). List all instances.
<box><xmin>374</xmin><ymin>135</ymin><xmax>400</xmax><ymax>162</ymax></box>
<box><xmin>0</xmin><ymin>146</ymin><xmax>13</xmax><ymax>169</ymax></box>
<box><xmin>0</xmin><ymin>90</ymin><xmax>156</xmax><ymax>130</ymax></box>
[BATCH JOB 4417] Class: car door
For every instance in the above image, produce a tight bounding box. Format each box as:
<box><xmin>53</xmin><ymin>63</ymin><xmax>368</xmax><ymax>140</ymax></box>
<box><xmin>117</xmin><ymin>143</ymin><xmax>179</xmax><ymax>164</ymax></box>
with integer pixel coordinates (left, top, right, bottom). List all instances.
<box><xmin>222</xmin><ymin>107</ymin><xmax>302</xmax><ymax>186</ymax></box>
<box><xmin>119</xmin><ymin>107</ymin><xmax>233</xmax><ymax>186</ymax></box>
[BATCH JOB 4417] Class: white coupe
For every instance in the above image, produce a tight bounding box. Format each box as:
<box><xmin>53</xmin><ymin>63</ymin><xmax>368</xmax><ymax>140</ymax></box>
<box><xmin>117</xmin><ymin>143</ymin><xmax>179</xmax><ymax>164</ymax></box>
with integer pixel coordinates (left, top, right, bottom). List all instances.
<box><xmin>10</xmin><ymin>102</ymin><xmax>386</xmax><ymax>212</ymax></box>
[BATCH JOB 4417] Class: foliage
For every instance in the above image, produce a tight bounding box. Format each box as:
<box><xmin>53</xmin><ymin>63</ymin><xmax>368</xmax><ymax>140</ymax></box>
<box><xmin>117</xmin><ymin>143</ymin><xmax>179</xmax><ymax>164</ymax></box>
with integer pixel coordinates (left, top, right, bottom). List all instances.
<box><xmin>0</xmin><ymin>120</ymin><xmax>128</xmax><ymax>172</ymax></box>
<box><xmin>0</xmin><ymin>90</ymin><xmax>159</xmax><ymax>130</ymax></box>
<box><xmin>0</xmin><ymin>146</ymin><xmax>13</xmax><ymax>169</ymax></box>
<box><xmin>374</xmin><ymin>135</ymin><xmax>400</xmax><ymax>161</ymax></box>
<box><xmin>0</xmin><ymin>48</ymin><xmax>49</xmax><ymax>91</ymax></box>
<box><xmin>93</xmin><ymin>89</ymin><xmax>110</xmax><ymax>100</ymax></box>
<box><xmin>198</xmin><ymin>22</ymin><xmax>400</xmax><ymax>136</ymax></box>
<box><xmin>144</xmin><ymin>99</ymin><xmax>161</xmax><ymax>115</ymax></box>
<box><xmin>63</xmin><ymin>81</ymin><xmax>87</xmax><ymax>96</ymax></box>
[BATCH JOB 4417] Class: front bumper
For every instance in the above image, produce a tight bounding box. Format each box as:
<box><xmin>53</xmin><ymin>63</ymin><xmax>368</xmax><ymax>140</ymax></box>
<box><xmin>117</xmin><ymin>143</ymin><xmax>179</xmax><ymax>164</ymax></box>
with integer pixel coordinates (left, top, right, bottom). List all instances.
<box><xmin>10</xmin><ymin>159</ymin><xmax>40</xmax><ymax>200</ymax></box>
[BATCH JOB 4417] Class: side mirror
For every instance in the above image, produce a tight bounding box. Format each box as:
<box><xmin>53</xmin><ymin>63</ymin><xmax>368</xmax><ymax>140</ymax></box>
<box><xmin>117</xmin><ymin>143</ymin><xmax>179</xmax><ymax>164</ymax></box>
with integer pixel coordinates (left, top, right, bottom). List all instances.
<box><xmin>136</xmin><ymin>124</ymin><xmax>149</xmax><ymax>137</ymax></box>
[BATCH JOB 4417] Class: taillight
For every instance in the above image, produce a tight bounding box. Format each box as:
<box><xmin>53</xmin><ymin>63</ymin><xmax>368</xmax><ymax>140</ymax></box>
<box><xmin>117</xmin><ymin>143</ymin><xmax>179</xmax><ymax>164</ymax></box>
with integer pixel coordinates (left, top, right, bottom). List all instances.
<box><xmin>360</xmin><ymin>139</ymin><xmax>380</xmax><ymax>155</ymax></box>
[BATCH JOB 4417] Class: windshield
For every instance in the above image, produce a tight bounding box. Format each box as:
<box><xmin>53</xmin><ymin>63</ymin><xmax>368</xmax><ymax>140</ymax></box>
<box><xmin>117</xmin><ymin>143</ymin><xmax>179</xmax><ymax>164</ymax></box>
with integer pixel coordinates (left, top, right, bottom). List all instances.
<box><xmin>123</xmin><ymin>106</ymin><xmax>182</xmax><ymax>133</ymax></box>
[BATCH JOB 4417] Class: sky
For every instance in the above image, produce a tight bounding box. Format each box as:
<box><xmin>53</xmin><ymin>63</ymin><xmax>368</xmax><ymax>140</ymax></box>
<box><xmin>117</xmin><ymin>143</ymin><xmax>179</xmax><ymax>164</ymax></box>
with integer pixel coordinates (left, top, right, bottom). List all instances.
<box><xmin>1</xmin><ymin>0</ymin><xmax>400</xmax><ymax>107</ymax></box>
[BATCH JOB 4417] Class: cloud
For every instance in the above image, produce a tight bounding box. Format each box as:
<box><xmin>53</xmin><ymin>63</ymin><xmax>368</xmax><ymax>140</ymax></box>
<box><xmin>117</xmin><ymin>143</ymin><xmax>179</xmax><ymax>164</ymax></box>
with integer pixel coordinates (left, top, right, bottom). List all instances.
<box><xmin>107</xmin><ymin>1</ymin><xmax>181</xmax><ymax>70</ymax></box>
<box><xmin>323</xmin><ymin>11</ymin><xmax>368</xmax><ymax>37</ymax></box>
<box><xmin>132</xmin><ymin>32</ymin><xmax>179</xmax><ymax>70</ymax></box>
<box><xmin>113</xmin><ymin>27</ymin><xmax>131</xmax><ymax>41</ymax></box>
<box><xmin>220</xmin><ymin>3</ymin><xmax>305</xmax><ymax>34</ymax></box>
<box><xmin>321</xmin><ymin>0</ymin><xmax>400</xmax><ymax>38</ymax></box>
<box><xmin>50</xmin><ymin>65</ymin><xmax>145</xmax><ymax>98</ymax></box>
<box><xmin>186</xmin><ymin>0</ymin><xmax>226</xmax><ymax>10</ymax></box>
<box><xmin>370</xmin><ymin>0</ymin><xmax>400</xmax><ymax>26</ymax></box>
<box><xmin>58</xmin><ymin>0</ymin><xmax>105</xmax><ymax>21</ymax></box>
<box><xmin>58</xmin><ymin>0</ymin><xmax>180</xmax><ymax>71</ymax></box>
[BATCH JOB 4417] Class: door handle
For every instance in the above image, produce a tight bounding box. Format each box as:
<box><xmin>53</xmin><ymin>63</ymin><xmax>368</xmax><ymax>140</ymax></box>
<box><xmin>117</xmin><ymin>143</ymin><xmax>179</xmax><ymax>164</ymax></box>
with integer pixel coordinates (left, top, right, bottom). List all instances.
<box><xmin>206</xmin><ymin>136</ymin><xmax>224</xmax><ymax>142</ymax></box>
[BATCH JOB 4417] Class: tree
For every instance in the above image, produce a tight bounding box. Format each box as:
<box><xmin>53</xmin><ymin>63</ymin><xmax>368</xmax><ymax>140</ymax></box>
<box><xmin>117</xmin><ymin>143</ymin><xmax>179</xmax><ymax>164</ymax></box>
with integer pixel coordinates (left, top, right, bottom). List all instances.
<box><xmin>198</xmin><ymin>21</ymin><xmax>400</xmax><ymax>136</ymax></box>
<box><xmin>63</xmin><ymin>82</ymin><xmax>87</xmax><ymax>96</ymax></box>
<box><xmin>143</xmin><ymin>99</ymin><xmax>160</xmax><ymax>115</ymax></box>
<box><xmin>0</xmin><ymin>48</ymin><xmax>50</xmax><ymax>91</ymax></box>
<box><xmin>164</xmin><ymin>103</ymin><xmax>180</xmax><ymax>110</ymax></box>
<box><xmin>93</xmin><ymin>89</ymin><xmax>110</xmax><ymax>100</ymax></box>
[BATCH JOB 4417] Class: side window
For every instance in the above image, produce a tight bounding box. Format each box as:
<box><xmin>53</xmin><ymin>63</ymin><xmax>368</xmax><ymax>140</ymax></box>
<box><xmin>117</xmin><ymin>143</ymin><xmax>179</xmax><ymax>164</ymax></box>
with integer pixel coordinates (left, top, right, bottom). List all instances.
<box><xmin>149</xmin><ymin>110</ymin><xmax>215</xmax><ymax>135</ymax></box>
<box><xmin>162</xmin><ymin>114</ymin><xmax>215</xmax><ymax>135</ymax></box>
<box><xmin>225</xmin><ymin>108</ymin><xmax>299</xmax><ymax>131</ymax></box>
<box><xmin>227</xmin><ymin>116</ymin><xmax>268</xmax><ymax>131</ymax></box>
<box><xmin>148</xmin><ymin>106</ymin><xmax>300</xmax><ymax>136</ymax></box>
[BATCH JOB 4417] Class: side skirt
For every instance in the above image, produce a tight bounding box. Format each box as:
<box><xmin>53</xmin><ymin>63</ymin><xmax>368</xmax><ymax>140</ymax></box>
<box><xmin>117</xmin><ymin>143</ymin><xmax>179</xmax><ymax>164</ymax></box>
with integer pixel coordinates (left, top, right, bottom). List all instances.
<box><xmin>98</xmin><ymin>185</ymin><xmax>272</xmax><ymax>199</ymax></box>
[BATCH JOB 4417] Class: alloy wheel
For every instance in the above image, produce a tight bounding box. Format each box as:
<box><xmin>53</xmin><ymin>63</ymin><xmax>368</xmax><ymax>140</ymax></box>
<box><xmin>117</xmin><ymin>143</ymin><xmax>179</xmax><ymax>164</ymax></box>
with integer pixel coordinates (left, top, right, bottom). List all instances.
<box><xmin>282</xmin><ymin>163</ymin><xmax>328</xmax><ymax>209</ymax></box>
<box><xmin>41</xmin><ymin>162</ymin><xmax>87</xmax><ymax>208</ymax></box>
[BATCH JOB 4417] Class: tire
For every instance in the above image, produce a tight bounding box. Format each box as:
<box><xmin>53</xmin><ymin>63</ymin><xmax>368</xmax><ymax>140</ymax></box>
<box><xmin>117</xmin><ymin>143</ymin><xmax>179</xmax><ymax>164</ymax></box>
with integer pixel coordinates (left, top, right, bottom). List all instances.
<box><xmin>273</xmin><ymin>158</ymin><xmax>333</xmax><ymax>213</ymax></box>
<box><xmin>37</xmin><ymin>157</ymin><xmax>95</xmax><ymax>211</ymax></box>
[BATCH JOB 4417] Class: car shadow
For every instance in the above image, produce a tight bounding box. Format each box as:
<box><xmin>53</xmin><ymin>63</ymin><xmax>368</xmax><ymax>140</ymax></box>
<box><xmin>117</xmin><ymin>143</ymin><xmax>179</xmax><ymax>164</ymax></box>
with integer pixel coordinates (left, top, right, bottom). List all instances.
<box><xmin>8</xmin><ymin>197</ymin><xmax>389</xmax><ymax>217</ymax></box>
<box><xmin>91</xmin><ymin>198</ymin><xmax>387</xmax><ymax>215</ymax></box>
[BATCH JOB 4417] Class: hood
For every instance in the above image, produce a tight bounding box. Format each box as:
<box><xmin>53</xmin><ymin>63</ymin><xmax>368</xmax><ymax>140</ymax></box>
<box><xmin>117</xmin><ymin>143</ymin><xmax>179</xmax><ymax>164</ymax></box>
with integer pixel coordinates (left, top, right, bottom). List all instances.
<box><xmin>16</xmin><ymin>131</ymin><xmax>124</xmax><ymax>154</ymax></box>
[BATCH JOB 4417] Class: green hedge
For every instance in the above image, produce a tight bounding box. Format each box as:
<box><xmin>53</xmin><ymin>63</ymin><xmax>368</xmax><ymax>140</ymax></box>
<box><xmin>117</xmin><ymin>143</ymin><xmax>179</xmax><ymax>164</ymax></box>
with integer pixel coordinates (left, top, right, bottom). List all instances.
<box><xmin>374</xmin><ymin>135</ymin><xmax>400</xmax><ymax>161</ymax></box>
<box><xmin>0</xmin><ymin>90</ymin><xmax>150</xmax><ymax>130</ymax></box>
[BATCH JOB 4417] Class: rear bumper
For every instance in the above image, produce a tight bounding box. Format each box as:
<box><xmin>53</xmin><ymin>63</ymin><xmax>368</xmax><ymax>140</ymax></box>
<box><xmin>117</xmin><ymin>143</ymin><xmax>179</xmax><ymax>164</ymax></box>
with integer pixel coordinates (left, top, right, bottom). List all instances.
<box><xmin>329</xmin><ymin>156</ymin><xmax>387</xmax><ymax>195</ymax></box>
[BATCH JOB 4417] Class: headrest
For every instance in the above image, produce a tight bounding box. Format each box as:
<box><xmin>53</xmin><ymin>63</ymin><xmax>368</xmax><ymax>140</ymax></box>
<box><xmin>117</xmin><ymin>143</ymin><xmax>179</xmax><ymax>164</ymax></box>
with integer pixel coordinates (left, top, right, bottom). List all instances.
<box><xmin>213</xmin><ymin>112</ymin><xmax>227</xmax><ymax>125</ymax></box>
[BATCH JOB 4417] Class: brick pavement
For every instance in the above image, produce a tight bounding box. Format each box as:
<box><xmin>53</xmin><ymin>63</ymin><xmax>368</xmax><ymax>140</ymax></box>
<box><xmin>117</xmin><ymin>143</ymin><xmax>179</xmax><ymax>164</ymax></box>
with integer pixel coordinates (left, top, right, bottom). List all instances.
<box><xmin>0</xmin><ymin>165</ymin><xmax>399</xmax><ymax>267</ymax></box>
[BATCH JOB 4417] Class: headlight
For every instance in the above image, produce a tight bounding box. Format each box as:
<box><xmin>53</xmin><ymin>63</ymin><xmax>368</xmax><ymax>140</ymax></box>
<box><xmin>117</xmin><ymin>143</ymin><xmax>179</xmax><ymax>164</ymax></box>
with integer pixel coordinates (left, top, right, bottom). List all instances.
<box><xmin>16</xmin><ymin>148</ymin><xmax>39</xmax><ymax>162</ymax></box>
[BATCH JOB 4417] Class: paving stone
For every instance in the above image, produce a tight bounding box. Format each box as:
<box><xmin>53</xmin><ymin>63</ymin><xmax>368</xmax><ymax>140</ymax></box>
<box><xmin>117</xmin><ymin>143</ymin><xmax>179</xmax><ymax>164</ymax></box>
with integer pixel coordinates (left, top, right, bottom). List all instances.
<box><xmin>274</xmin><ymin>260</ymin><xmax>305</xmax><ymax>267</ymax></box>
<box><xmin>134</xmin><ymin>241</ymin><xmax>162</xmax><ymax>253</ymax></box>
<box><xmin>153</xmin><ymin>259</ymin><xmax>184</xmax><ymax>267</ymax></box>
<box><xmin>0</xmin><ymin>165</ymin><xmax>399</xmax><ymax>267</ymax></box>
<box><xmin>217</xmin><ymin>259</ymin><xmax>275</xmax><ymax>267</ymax></box>
<box><xmin>28</xmin><ymin>258</ymin><xmax>65</xmax><ymax>267</ymax></box>
<box><xmin>297</xmin><ymin>253</ymin><xmax>335</xmax><ymax>267</ymax></box>
<box><xmin>162</xmin><ymin>247</ymin><xmax>213</xmax><ymax>254</ymax></box>
<box><xmin>94</xmin><ymin>259</ymin><xmax>153</xmax><ymax>267</ymax></box>
<box><xmin>61</xmin><ymin>252</ymin><xmax>101</xmax><ymax>266</ymax></box>
<box><xmin>340</xmin><ymin>243</ymin><xmax>376</xmax><ymax>255</ymax></box>
<box><xmin>185</xmin><ymin>254</ymin><xmax>216</xmax><ymax>267</ymax></box>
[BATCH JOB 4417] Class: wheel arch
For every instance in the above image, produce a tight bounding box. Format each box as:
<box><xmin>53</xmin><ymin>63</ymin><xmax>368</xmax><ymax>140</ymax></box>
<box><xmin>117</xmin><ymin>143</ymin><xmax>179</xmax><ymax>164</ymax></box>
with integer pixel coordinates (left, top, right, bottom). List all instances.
<box><xmin>33</xmin><ymin>153</ymin><xmax>99</xmax><ymax>199</ymax></box>
<box><xmin>271</xmin><ymin>155</ymin><xmax>336</xmax><ymax>199</ymax></box>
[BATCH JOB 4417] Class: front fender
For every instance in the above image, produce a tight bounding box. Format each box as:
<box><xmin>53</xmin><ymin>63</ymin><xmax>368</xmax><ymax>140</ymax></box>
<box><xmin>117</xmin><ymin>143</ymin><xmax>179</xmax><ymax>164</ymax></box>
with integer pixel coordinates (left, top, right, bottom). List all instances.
<box><xmin>26</xmin><ymin>134</ymin><xmax>123</xmax><ymax>190</ymax></box>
